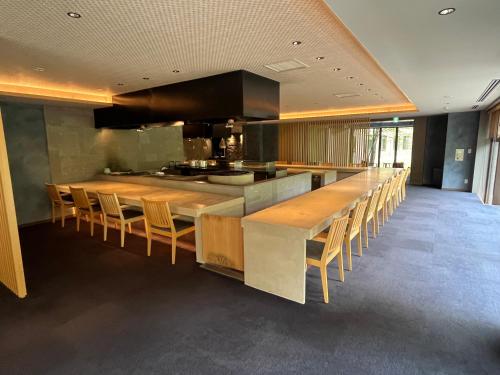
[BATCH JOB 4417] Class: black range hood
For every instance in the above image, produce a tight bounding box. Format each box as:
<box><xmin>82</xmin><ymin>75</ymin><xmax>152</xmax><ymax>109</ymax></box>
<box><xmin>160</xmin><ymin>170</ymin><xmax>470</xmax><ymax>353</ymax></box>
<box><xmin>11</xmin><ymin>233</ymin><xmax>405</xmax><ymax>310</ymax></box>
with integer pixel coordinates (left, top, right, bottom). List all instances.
<box><xmin>94</xmin><ymin>70</ymin><xmax>280</xmax><ymax>129</ymax></box>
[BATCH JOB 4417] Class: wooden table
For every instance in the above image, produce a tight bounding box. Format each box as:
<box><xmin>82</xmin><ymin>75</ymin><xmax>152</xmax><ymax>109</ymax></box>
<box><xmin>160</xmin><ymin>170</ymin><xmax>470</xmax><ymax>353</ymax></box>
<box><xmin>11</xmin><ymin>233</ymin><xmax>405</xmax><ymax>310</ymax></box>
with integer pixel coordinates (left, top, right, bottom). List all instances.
<box><xmin>58</xmin><ymin>180</ymin><xmax>245</xmax><ymax>262</ymax></box>
<box><xmin>241</xmin><ymin>168</ymin><xmax>399</xmax><ymax>304</ymax></box>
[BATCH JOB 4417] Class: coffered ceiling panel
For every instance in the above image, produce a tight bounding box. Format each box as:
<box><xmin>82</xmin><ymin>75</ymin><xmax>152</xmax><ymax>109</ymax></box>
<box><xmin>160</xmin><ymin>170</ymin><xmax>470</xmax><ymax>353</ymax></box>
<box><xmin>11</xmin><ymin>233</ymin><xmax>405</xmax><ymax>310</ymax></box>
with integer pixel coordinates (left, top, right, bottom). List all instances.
<box><xmin>0</xmin><ymin>0</ymin><xmax>413</xmax><ymax>115</ymax></box>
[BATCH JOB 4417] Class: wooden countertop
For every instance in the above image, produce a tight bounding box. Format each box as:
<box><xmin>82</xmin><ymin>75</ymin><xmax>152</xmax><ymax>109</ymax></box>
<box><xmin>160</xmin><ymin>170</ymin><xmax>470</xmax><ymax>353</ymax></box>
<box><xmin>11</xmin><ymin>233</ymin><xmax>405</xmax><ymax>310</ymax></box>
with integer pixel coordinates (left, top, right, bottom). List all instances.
<box><xmin>276</xmin><ymin>163</ymin><xmax>368</xmax><ymax>173</ymax></box>
<box><xmin>242</xmin><ymin>168</ymin><xmax>399</xmax><ymax>237</ymax></box>
<box><xmin>58</xmin><ymin>180</ymin><xmax>244</xmax><ymax>217</ymax></box>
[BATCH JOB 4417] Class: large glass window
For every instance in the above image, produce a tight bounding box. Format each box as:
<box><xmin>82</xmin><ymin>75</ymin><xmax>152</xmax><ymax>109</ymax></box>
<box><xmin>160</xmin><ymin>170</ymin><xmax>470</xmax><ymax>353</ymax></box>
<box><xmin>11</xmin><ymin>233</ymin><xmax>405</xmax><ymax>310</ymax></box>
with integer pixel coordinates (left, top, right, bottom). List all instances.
<box><xmin>369</xmin><ymin>125</ymin><xmax>414</xmax><ymax>168</ymax></box>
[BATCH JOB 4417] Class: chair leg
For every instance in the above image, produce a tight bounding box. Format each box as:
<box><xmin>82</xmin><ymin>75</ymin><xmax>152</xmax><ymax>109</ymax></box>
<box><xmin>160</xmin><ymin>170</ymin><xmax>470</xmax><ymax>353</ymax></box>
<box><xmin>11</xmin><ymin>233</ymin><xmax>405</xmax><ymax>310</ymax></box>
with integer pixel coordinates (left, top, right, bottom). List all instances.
<box><xmin>363</xmin><ymin>221</ymin><xmax>369</xmax><ymax>248</ymax></box>
<box><xmin>345</xmin><ymin>239</ymin><xmax>352</xmax><ymax>271</ymax></box>
<box><xmin>103</xmin><ymin>218</ymin><xmax>108</xmax><ymax>241</ymax></box>
<box><xmin>90</xmin><ymin>215</ymin><xmax>94</xmax><ymax>237</ymax></box>
<box><xmin>320</xmin><ymin>264</ymin><xmax>329</xmax><ymax>303</ymax></box>
<box><xmin>337</xmin><ymin>251</ymin><xmax>345</xmax><ymax>282</ymax></box>
<box><xmin>61</xmin><ymin>206</ymin><xmax>65</xmax><ymax>228</ymax></box>
<box><xmin>51</xmin><ymin>202</ymin><xmax>56</xmax><ymax>224</ymax></box>
<box><xmin>171</xmin><ymin>236</ymin><xmax>177</xmax><ymax>264</ymax></box>
<box><xmin>372</xmin><ymin>217</ymin><xmax>377</xmax><ymax>239</ymax></box>
<box><xmin>76</xmin><ymin>211</ymin><xmax>80</xmax><ymax>232</ymax></box>
<box><xmin>146</xmin><ymin>226</ymin><xmax>152</xmax><ymax>256</ymax></box>
<box><xmin>120</xmin><ymin>222</ymin><xmax>126</xmax><ymax>248</ymax></box>
<box><xmin>357</xmin><ymin>233</ymin><xmax>363</xmax><ymax>257</ymax></box>
<box><xmin>128</xmin><ymin>222</ymin><xmax>132</xmax><ymax>234</ymax></box>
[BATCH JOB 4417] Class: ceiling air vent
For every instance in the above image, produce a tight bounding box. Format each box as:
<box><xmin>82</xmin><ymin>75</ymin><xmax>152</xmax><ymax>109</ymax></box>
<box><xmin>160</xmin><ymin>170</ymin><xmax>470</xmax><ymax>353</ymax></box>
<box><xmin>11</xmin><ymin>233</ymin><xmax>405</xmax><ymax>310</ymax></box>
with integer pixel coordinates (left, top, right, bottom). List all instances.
<box><xmin>477</xmin><ymin>79</ymin><xmax>500</xmax><ymax>102</ymax></box>
<box><xmin>264</xmin><ymin>59</ymin><xmax>309</xmax><ymax>73</ymax></box>
<box><xmin>334</xmin><ymin>93</ymin><xmax>361</xmax><ymax>98</ymax></box>
<box><xmin>471</xmin><ymin>105</ymin><xmax>479</xmax><ymax>110</ymax></box>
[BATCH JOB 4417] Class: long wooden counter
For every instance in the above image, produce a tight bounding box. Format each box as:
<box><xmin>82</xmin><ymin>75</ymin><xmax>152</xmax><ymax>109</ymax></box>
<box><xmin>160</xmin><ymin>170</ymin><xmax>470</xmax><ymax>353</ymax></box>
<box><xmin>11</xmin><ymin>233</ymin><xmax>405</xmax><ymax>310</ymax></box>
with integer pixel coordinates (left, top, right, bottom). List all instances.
<box><xmin>241</xmin><ymin>168</ymin><xmax>399</xmax><ymax>304</ymax></box>
<box><xmin>58</xmin><ymin>180</ymin><xmax>244</xmax><ymax>263</ymax></box>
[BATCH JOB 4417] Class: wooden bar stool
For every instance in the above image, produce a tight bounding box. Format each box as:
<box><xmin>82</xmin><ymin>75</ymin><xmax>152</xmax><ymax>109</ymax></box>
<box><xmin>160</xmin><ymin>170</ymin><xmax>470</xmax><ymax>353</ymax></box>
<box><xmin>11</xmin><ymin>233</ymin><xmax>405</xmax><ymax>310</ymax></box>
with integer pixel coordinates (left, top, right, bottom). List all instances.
<box><xmin>97</xmin><ymin>191</ymin><xmax>145</xmax><ymax>248</ymax></box>
<box><xmin>45</xmin><ymin>183</ymin><xmax>75</xmax><ymax>228</ymax></box>
<box><xmin>362</xmin><ymin>185</ymin><xmax>383</xmax><ymax>248</ymax></box>
<box><xmin>344</xmin><ymin>195</ymin><xmax>369</xmax><ymax>270</ymax></box>
<box><xmin>142</xmin><ymin>198</ymin><xmax>195</xmax><ymax>264</ymax></box>
<box><xmin>307</xmin><ymin>212</ymin><xmax>350</xmax><ymax>303</ymax></box>
<box><xmin>69</xmin><ymin>186</ymin><xmax>102</xmax><ymax>237</ymax></box>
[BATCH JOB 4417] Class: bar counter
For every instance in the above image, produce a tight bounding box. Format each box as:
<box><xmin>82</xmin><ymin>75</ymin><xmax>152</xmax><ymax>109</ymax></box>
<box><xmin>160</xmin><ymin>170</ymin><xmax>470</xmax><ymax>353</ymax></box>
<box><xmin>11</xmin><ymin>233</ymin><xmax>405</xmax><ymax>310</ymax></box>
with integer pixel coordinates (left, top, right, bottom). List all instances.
<box><xmin>58</xmin><ymin>180</ymin><xmax>245</xmax><ymax>263</ymax></box>
<box><xmin>241</xmin><ymin>168</ymin><xmax>399</xmax><ymax>304</ymax></box>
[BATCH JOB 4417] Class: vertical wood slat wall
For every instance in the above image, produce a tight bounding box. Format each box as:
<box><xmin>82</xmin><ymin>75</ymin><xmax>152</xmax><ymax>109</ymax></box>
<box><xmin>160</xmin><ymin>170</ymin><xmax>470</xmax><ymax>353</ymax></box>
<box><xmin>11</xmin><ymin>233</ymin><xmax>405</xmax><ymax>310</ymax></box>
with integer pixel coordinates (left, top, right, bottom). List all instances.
<box><xmin>278</xmin><ymin>118</ymin><xmax>370</xmax><ymax>166</ymax></box>
<box><xmin>0</xmin><ymin>109</ymin><xmax>27</xmax><ymax>298</ymax></box>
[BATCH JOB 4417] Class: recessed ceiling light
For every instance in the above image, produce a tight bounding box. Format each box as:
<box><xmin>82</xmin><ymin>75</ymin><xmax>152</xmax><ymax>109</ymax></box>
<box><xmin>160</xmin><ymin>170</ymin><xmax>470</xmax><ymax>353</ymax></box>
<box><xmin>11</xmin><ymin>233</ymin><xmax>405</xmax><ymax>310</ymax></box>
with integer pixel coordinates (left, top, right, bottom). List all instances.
<box><xmin>332</xmin><ymin>67</ymin><xmax>341</xmax><ymax>72</ymax></box>
<box><xmin>117</xmin><ymin>83</ymin><xmax>124</xmax><ymax>86</ymax></box>
<box><xmin>142</xmin><ymin>77</ymin><xmax>150</xmax><ymax>80</ymax></box>
<box><xmin>292</xmin><ymin>41</ymin><xmax>302</xmax><ymax>46</ymax></box>
<box><xmin>67</xmin><ymin>11</ymin><xmax>81</xmax><ymax>18</ymax></box>
<box><xmin>367</xmin><ymin>88</ymin><xmax>372</xmax><ymax>91</ymax></box>
<box><xmin>373</xmin><ymin>93</ymin><xmax>379</xmax><ymax>96</ymax></box>
<box><xmin>172</xmin><ymin>70</ymin><xmax>180</xmax><ymax>73</ymax></box>
<box><xmin>315</xmin><ymin>56</ymin><xmax>324</xmax><ymax>60</ymax></box>
<box><xmin>33</xmin><ymin>66</ymin><xmax>45</xmax><ymax>72</ymax></box>
<box><xmin>358</xmin><ymin>83</ymin><xmax>364</xmax><ymax>86</ymax></box>
<box><xmin>346</xmin><ymin>76</ymin><xmax>355</xmax><ymax>80</ymax></box>
<box><xmin>438</xmin><ymin>8</ymin><xmax>455</xmax><ymax>16</ymax></box>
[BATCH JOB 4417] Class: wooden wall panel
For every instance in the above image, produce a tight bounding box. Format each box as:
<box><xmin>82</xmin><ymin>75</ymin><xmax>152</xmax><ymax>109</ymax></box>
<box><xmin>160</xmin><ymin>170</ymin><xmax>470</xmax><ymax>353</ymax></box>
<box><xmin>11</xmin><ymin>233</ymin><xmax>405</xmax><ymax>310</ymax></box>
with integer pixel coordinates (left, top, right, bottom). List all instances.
<box><xmin>202</xmin><ymin>214</ymin><xmax>244</xmax><ymax>271</ymax></box>
<box><xmin>278</xmin><ymin>118</ymin><xmax>370</xmax><ymax>166</ymax></box>
<box><xmin>0</xmin><ymin>109</ymin><xmax>27</xmax><ymax>298</ymax></box>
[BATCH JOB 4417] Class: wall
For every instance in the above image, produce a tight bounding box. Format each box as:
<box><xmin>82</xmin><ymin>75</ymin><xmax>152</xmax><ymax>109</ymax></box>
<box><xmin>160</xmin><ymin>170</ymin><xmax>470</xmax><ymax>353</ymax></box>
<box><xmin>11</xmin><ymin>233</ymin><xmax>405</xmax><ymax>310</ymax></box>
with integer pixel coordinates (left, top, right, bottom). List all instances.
<box><xmin>0</xmin><ymin>108</ymin><xmax>27</xmax><ymax>297</ymax></box>
<box><xmin>472</xmin><ymin>111</ymin><xmax>492</xmax><ymax>201</ymax></box>
<box><xmin>422</xmin><ymin>115</ymin><xmax>448</xmax><ymax>187</ymax></box>
<box><xmin>442</xmin><ymin>112</ymin><xmax>479</xmax><ymax>191</ymax></box>
<box><xmin>2</xmin><ymin>101</ymin><xmax>185</xmax><ymax>225</ymax></box>
<box><xmin>410</xmin><ymin>117</ymin><xmax>427</xmax><ymax>185</ymax></box>
<box><xmin>1</xmin><ymin>102</ymin><xmax>52</xmax><ymax>224</ymax></box>
<box><xmin>45</xmin><ymin>105</ymin><xmax>185</xmax><ymax>182</ymax></box>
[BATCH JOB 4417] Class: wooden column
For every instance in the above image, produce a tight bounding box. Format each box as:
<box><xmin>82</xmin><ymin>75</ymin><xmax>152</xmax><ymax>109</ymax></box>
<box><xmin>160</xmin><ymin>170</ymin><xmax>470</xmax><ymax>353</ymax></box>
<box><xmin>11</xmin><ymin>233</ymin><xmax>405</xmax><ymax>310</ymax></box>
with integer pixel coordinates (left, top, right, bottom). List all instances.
<box><xmin>0</xmin><ymin>108</ymin><xmax>27</xmax><ymax>298</ymax></box>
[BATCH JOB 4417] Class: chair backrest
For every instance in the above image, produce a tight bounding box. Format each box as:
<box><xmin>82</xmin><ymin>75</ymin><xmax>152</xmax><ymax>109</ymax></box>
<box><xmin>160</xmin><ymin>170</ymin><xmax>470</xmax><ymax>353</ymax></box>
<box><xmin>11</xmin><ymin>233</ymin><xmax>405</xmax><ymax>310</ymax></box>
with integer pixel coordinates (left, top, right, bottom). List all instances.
<box><xmin>46</xmin><ymin>183</ymin><xmax>62</xmax><ymax>203</ymax></box>
<box><xmin>322</xmin><ymin>212</ymin><xmax>350</xmax><ymax>259</ymax></box>
<box><xmin>97</xmin><ymin>191</ymin><xmax>122</xmax><ymax>217</ymax></box>
<box><xmin>377</xmin><ymin>179</ymin><xmax>392</xmax><ymax>210</ymax></box>
<box><xmin>404</xmin><ymin>167</ymin><xmax>411</xmax><ymax>184</ymax></box>
<box><xmin>142</xmin><ymin>198</ymin><xmax>174</xmax><ymax>230</ymax></box>
<box><xmin>348</xmin><ymin>195</ymin><xmax>369</xmax><ymax>234</ymax></box>
<box><xmin>70</xmin><ymin>186</ymin><xmax>91</xmax><ymax>209</ymax></box>
<box><xmin>386</xmin><ymin>175</ymin><xmax>399</xmax><ymax>201</ymax></box>
<box><xmin>365</xmin><ymin>186</ymin><xmax>382</xmax><ymax>219</ymax></box>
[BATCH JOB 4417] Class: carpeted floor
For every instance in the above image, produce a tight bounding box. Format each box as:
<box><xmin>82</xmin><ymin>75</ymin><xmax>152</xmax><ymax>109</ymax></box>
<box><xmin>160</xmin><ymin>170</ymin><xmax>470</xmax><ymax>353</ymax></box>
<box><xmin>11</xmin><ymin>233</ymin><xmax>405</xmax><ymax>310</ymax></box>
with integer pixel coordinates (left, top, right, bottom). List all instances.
<box><xmin>1</xmin><ymin>186</ymin><xmax>499</xmax><ymax>374</ymax></box>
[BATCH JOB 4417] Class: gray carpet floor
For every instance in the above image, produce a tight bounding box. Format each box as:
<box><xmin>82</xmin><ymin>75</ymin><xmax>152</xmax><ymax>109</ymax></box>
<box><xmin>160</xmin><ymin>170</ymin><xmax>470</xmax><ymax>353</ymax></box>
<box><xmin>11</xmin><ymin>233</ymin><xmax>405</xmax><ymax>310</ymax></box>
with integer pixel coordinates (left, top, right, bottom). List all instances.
<box><xmin>0</xmin><ymin>186</ymin><xmax>499</xmax><ymax>374</ymax></box>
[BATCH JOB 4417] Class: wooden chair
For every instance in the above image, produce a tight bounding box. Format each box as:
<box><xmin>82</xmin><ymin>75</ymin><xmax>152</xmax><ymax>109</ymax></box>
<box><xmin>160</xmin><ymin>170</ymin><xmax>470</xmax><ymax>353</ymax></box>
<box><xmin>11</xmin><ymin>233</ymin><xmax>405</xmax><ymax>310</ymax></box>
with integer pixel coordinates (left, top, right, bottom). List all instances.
<box><xmin>69</xmin><ymin>186</ymin><xmax>102</xmax><ymax>237</ymax></box>
<box><xmin>46</xmin><ymin>183</ymin><xmax>75</xmax><ymax>227</ymax></box>
<box><xmin>344</xmin><ymin>196</ymin><xmax>369</xmax><ymax>270</ymax></box>
<box><xmin>385</xmin><ymin>175</ymin><xmax>399</xmax><ymax>218</ymax></box>
<box><xmin>375</xmin><ymin>179</ymin><xmax>392</xmax><ymax>231</ymax></box>
<box><xmin>362</xmin><ymin>185</ymin><xmax>383</xmax><ymax>248</ymax></box>
<box><xmin>307</xmin><ymin>212</ymin><xmax>350</xmax><ymax>303</ymax></box>
<box><xmin>401</xmin><ymin>167</ymin><xmax>411</xmax><ymax>201</ymax></box>
<box><xmin>391</xmin><ymin>171</ymin><xmax>404</xmax><ymax>213</ymax></box>
<box><xmin>142</xmin><ymin>198</ymin><xmax>196</xmax><ymax>264</ymax></box>
<box><xmin>97</xmin><ymin>191</ymin><xmax>145</xmax><ymax>247</ymax></box>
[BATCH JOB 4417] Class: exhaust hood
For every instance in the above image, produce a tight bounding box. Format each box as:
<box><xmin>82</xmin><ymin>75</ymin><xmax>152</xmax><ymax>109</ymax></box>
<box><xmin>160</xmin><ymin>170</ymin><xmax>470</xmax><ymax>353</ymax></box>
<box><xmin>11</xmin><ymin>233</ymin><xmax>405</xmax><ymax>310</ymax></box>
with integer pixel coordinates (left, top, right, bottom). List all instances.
<box><xmin>94</xmin><ymin>70</ymin><xmax>280</xmax><ymax>129</ymax></box>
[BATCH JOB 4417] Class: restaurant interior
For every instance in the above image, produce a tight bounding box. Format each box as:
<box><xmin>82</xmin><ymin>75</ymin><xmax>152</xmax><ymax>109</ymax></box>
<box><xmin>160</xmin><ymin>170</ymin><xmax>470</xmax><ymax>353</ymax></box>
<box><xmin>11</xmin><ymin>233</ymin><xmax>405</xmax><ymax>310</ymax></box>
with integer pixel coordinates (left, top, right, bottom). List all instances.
<box><xmin>1</xmin><ymin>1</ymin><xmax>500</xmax><ymax>374</ymax></box>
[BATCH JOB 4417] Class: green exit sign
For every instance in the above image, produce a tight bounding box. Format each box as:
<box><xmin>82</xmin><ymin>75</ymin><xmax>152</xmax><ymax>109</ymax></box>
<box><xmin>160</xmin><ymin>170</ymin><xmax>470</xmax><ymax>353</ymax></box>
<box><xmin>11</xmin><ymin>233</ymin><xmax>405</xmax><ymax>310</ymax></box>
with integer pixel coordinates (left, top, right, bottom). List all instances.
<box><xmin>393</xmin><ymin>117</ymin><xmax>400</xmax><ymax>123</ymax></box>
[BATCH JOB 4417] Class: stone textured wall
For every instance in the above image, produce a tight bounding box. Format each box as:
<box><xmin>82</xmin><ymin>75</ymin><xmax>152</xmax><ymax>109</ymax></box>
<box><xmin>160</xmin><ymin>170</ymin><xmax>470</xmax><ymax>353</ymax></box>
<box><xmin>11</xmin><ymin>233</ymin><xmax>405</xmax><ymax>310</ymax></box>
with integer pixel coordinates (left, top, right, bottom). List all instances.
<box><xmin>1</xmin><ymin>102</ymin><xmax>52</xmax><ymax>225</ymax></box>
<box><xmin>442</xmin><ymin>112</ymin><xmax>479</xmax><ymax>191</ymax></box>
<box><xmin>44</xmin><ymin>105</ymin><xmax>185</xmax><ymax>182</ymax></box>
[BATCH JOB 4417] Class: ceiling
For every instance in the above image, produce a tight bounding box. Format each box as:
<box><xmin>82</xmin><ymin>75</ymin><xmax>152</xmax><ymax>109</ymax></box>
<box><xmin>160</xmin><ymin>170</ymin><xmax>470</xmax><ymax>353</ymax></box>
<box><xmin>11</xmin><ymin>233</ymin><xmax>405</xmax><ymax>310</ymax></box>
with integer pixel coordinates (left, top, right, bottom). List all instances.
<box><xmin>326</xmin><ymin>0</ymin><xmax>500</xmax><ymax>117</ymax></box>
<box><xmin>0</xmin><ymin>0</ymin><xmax>414</xmax><ymax>117</ymax></box>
